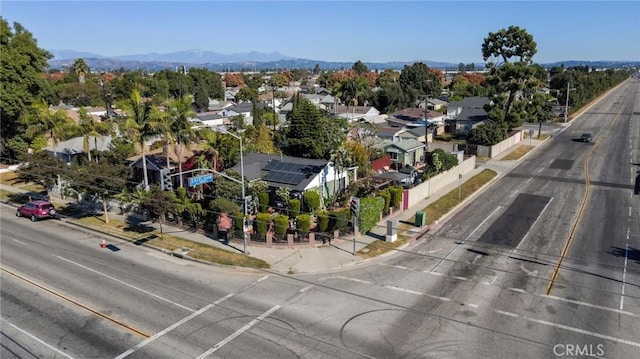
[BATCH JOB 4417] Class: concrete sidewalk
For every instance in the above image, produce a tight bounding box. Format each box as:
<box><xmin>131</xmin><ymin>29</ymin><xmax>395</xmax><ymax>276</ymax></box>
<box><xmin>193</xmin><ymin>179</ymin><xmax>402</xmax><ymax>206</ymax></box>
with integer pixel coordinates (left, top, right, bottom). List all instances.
<box><xmin>1</xmin><ymin>129</ymin><xmax>562</xmax><ymax>274</ymax></box>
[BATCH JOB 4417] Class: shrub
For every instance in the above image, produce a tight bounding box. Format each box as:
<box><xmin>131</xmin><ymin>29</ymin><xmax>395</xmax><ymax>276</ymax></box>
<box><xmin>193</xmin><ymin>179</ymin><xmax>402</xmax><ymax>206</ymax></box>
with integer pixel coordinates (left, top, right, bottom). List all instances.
<box><xmin>316</xmin><ymin>210</ymin><xmax>329</xmax><ymax>232</ymax></box>
<box><xmin>297</xmin><ymin>213</ymin><xmax>311</xmax><ymax>235</ymax></box>
<box><xmin>233</xmin><ymin>211</ymin><xmax>243</xmax><ymax>231</ymax></box>
<box><xmin>328</xmin><ymin>209</ymin><xmax>349</xmax><ymax>232</ymax></box>
<box><xmin>389</xmin><ymin>185</ymin><xmax>403</xmax><ymax>210</ymax></box>
<box><xmin>302</xmin><ymin>191</ymin><xmax>320</xmax><ymax>212</ymax></box>
<box><xmin>358</xmin><ymin>196</ymin><xmax>385</xmax><ymax>233</ymax></box>
<box><xmin>288</xmin><ymin>198</ymin><xmax>301</xmax><ymax>218</ymax></box>
<box><xmin>274</xmin><ymin>214</ymin><xmax>289</xmax><ymax>239</ymax></box>
<box><xmin>255</xmin><ymin>213</ymin><xmax>271</xmax><ymax>235</ymax></box>
<box><xmin>258</xmin><ymin>192</ymin><xmax>269</xmax><ymax>212</ymax></box>
<box><xmin>379</xmin><ymin>189</ymin><xmax>391</xmax><ymax>215</ymax></box>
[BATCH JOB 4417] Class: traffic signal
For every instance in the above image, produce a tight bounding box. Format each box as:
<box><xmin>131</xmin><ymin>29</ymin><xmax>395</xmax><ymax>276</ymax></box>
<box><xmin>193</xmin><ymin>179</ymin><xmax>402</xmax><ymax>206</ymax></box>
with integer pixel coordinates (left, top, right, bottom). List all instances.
<box><xmin>160</xmin><ymin>168</ymin><xmax>173</xmax><ymax>191</ymax></box>
<box><xmin>349</xmin><ymin>196</ymin><xmax>360</xmax><ymax>217</ymax></box>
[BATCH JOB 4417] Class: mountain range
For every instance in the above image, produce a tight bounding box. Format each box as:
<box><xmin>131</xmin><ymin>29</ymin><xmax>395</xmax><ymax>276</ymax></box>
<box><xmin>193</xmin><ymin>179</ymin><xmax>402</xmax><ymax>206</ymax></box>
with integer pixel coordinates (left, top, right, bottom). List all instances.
<box><xmin>47</xmin><ymin>49</ymin><xmax>640</xmax><ymax>72</ymax></box>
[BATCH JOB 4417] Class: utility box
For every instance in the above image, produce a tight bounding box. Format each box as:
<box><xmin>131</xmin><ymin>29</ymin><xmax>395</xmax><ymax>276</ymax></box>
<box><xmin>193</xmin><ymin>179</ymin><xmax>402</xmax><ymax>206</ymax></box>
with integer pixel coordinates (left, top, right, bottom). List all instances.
<box><xmin>385</xmin><ymin>219</ymin><xmax>398</xmax><ymax>242</ymax></box>
<box><xmin>415</xmin><ymin>211</ymin><xmax>426</xmax><ymax>227</ymax></box>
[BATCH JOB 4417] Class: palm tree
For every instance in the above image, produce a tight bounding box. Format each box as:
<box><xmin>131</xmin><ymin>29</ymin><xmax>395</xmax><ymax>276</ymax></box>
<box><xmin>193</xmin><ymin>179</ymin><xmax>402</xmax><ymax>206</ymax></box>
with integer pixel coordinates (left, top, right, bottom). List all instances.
<box><xmin>24</xmin><ymin>99</ymin><xmax>70</xmax><ymax>156</ymax></box>
<box><xmin>329</xmin><ymin>146</ymin><xmax>349</xmax><ymax>202</ymax></box>
<box><xmin>123</xmin><ymin>89</ymin><xmax>163</xmax><ymax>191</ymax></box>
<box><xmin>167</xmin><ymin>95</ymin><xmax>197</xmax><ymax>188</ymax></box>
<box><xmin>71</xmin><ymin>58</ymin><xmax>89</xmax><ymax>83</ymax></box>
<box><xmin>78</xmin><ymin>108</ymin><xmax>111</xmax><ymax>162</ymax></box>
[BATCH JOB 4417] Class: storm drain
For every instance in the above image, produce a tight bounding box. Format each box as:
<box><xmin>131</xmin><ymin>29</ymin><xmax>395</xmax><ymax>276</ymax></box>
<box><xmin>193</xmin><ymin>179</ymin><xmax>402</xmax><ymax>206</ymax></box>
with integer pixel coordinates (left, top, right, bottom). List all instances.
<box><xmin>172</xmin><ymin>247</ymin><xmax>193</xmax><ymax>258</ymax></box>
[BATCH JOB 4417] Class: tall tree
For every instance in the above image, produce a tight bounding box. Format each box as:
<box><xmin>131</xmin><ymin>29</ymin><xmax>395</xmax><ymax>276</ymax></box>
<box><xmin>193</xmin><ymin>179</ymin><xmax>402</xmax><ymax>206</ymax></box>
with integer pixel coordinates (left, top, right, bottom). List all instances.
<box><xmin>244</xmin><ymin>124</ymin><xmax>277</xmax><ymax>154</ymax></box>
<box><xmin>352</xmin><ymin>60</ymin><xmax>369</xmax><ymax>75</ymax></box>
<box><xmin>78</xmin><ymin>108</ymin><xmax>111</xmax><ymax>162</ymax></box>
<box><xmin>167</xmin><ymin>95</ymin><xmax>197</xmax><ymax>187</ymax></box>
<box><xmin>285</xmin><ymin>98</ymin><xmax>329</xmax><ymax>159</ymax></box>
<box><xmin>398</xmin><ymin>62</ymin><xmax>442</xmax><ymax>108</ymax></box>
<box><xmin>22</xmin><ymin>99</ymin><xmax>72</xmax><ymax>155</ymax></box>
<box><xmin>122</xmin><ymin>89</ymin><xmax>163</xmax><ymax>191</ymax></box>
<box><xmin>482</xmin><ymin>25</ymin><xmax>539</xmax><ymax>130</ymax></box>
<box><xmin>0</xmin><ymin>19</ymin><xmax>53</xmax><ymax>157</ymax></box>
<box><xmin>68</xmin><ymin>158</ymin><xmax>129</xmax><ymax>224</ymax></box>
<box><xmin>71</xmin><ymin>58</ymin><xmax>89</xmax><ymax>83</ymax></box>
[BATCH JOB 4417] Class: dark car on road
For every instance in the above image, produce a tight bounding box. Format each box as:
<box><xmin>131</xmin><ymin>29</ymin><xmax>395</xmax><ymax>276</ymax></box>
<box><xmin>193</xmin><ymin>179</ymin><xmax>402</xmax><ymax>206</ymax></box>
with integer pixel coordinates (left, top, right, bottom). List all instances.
<box><xmin>16</xmin><ymin>200</ymin><xmax>57</xmax><ymax>222</ymax></box>
<box><xmin>580</xmin><ymin>133</ymin><xmax>593</xmax><ymax>143</ymax></box>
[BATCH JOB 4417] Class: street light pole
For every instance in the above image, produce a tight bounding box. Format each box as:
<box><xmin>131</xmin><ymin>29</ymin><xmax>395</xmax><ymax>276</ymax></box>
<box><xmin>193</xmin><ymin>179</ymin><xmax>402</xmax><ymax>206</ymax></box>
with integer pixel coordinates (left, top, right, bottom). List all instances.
<box><xmin>215</xmin><ymin>127</ymin><xmax>248</xmax><ymax>255</ymax></box>
<box><xmin>239</xmin><ymin>134</ymin><xmax>247</xmax><ymax>255</ymax></box>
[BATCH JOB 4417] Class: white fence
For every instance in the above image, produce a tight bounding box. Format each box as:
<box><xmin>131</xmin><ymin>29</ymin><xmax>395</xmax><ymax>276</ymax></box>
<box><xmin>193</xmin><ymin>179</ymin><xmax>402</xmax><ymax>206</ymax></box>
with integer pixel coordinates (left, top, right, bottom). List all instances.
<box><xmin>476</xmin><ymin>130</ymin><xmax>524</xmax><ymax>158</ymax></box>
<box><xmin>406</xmin><ymin>156</ymin><xmax>476</xmax><ymax>208</ymax></box>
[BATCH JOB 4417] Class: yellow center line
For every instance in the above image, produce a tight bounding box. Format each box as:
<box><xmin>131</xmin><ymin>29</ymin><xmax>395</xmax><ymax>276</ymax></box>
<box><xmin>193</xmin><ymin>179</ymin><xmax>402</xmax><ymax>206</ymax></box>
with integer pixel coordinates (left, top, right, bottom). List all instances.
<box><xmin>1</xmin><ymin>266</ymin><xmax>150</xmax><ymax>338</ymax></box>
<box><xmin>545</xmin><ymin>109</ymin><xmax>622</xmax><ymax>295</ymax></box>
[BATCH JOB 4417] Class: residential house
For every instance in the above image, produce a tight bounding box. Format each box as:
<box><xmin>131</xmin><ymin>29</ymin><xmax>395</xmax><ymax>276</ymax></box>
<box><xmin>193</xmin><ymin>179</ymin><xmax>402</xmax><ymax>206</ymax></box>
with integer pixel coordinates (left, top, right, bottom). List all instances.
<box><xmin>230</xmin><ymin>152</ymin><xmax>350</xmax><ymax>201</ymax></box>
<box><xmin>373</xmin><ymin>138</ymin><xmax>426</xmax><ymax>171</ymax></box>
<box><xmin>126</xmin><ymin>144</ymin><xmax>204</xmax><ymax>189</ymax></box>
<box><xmin>45</xmin><ymin>135</ymin><xmax>113</xmax><ymax>165</ymax></box>
<box><xmin>333</xmin><ymin>105</ymin><xmax>383</xmax><ymax>123</ymax></box>
<box><xmin>207</xmin><ymin>99</ymin><xmax>234</xmax><ymax>112</ymax></box>
<box><xmin>194</xmin><ymin>112</ymin><xmax>226</xmax><ymax>127</ymax></box>
<box><xmin>445</xmin><ymin>97</ymin><xmax>492</xmax><ymax>135</ymax></box>
<box><xmin>388</xmin><ymin>107</ymin><xmax>445</xmax><ymax>127</ymax></box>
<box><xmin>418</xmin><ymin>98</ymin><xmax>448</xmax><ymax>112</ymax></box>
<box><xmin>220</xmin><ymin>102</ymin><xmax>269</xmax><ymax>127</ymax></box>
<box><xmin>301</xmin><ymin>93</ymin><xmax>336</xmax><ymax>112</ymax></box>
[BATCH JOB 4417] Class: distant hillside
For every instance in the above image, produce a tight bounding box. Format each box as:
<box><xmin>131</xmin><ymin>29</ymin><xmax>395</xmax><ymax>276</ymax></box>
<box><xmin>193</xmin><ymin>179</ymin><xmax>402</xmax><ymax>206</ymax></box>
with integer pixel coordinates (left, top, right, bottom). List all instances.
<box><xmin>46</xmin><ymin>48</ymin><xmax>639</xmax><ymax>72</ymax></box>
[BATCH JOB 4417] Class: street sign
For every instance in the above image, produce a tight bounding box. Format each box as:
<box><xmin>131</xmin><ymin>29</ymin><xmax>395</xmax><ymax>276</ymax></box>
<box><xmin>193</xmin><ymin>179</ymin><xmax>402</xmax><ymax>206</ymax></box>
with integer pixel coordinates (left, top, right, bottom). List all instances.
<box><xmin>189</xmin><ymin>174</ymin><xmax>213</xmax><ymax>187</ymax></box>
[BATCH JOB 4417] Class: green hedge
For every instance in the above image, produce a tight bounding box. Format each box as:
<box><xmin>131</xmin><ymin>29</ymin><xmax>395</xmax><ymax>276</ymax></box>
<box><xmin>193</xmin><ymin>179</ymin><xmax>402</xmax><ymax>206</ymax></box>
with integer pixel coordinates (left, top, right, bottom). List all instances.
<box><xmin>316</xmin><ymin>210</ymin><xmax>329</xmax><ymax>232</ymax></box>
<box><xmin>328</xmin><ymin>209</ymin><xmax>349</xmax><ymax>232</ymax></box>
<box><xmin>233</xmin><ymin>211</ymin><xmax>243</xmax><ymax>231</ymax></box>
<box><xmin>302</xmin><ymin>191</ymin><xmax>320</xmax><ymax>212</ymax></box>
<box><xmin>255</xmin><ymin>213</ymin><xmax>271</xmax><ymax>235</ymax></box>
<box><xmin>288</xmin><ymin>198</ymin><xmax>300</xmax><ymax>218</ymax></box>
<box><xmin>258</xmin><ymin>192</ymin><xmax>269</xmax><ymax>213</ymax></box>
<box><xmin>379</xmin><ymin>189</ymin><xmax>391</xmax><ymax>215</ymax></box>
<box><xmin>274</xmin><ymin>214</ymin><xmax>289</xmax><ymax>238</ymax></box>
<box><xmin>358</xmin><ymin>196</ymin><xmax>385</xmax><ymax>233</ymax></box>
<box><xmin>297</xmin><ymin>213</ymin><xmax>311</xmax><ymax>234</ymax></box>
<box><xmin>389</xmin><ymin>185</ymin><xmax>403</xmax><ymax>210</ymax></box>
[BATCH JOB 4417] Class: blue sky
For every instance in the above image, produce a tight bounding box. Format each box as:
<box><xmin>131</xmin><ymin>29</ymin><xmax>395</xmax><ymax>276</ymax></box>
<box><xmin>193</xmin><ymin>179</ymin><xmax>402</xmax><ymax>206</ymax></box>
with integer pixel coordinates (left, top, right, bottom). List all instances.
<box><xmin>2</xmin><ymin>1</ymin><xmax>639</xmax><ymax>63</ymax></box>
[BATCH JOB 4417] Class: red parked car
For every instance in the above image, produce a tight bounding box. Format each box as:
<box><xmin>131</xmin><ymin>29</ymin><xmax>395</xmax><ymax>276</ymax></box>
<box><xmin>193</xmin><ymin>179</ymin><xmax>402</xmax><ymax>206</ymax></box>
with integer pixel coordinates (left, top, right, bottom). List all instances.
<box><xmin>16</xmin><ymin>200</ymin><xmax>57</xmax><ymax>222</ymax></box>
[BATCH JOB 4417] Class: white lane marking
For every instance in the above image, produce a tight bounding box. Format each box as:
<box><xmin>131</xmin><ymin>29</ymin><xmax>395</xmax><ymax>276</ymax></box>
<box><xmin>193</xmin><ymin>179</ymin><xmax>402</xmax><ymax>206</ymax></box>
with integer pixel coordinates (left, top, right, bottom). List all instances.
<box><xmin>451</xmin><ymin>276</ymin><xmax>468</xmax><ymax>281</ymax></box>
<box><xmin>493</xmin><ymin>309</ymin><xmax>640</xmax><ymax>348</ymax></box>
<box><xmin>299</xmin><ymin>284</ymin><xmax>314</xmax><ymax>293</ymax></box>
<box><xmin>520</xmin><ymin>264</ymin><xmax>538</xmax><ymax>277</ymax></box>
<box><xmin>0</xmin><ymin>318</ymin><xmax>74</xmax><ymax>359</ymax></box>
<box><xmin>543</xmin><ymin>294</ymin><xmax>639</xmax><ymax>318</ymax></box>
<box><xmin>509</xmin><ymin>178</ymin><xmax>533</xmax><ymax>199</ymax></box>
<box><xmin>621</xmin><ymin>243</ymin><xmax>629</xmax><ymax>311</ymax></box>
<box><xmin>469</xmin><ymin>255</ymin><xmax>481</xmax><ymax>266</ymax></box>
<box><xmin>115</xmin><ymin>303</ymin><xmax>215</xmax><ymax>359</ymax></box>
<box><xmin>383</xmin><ymin>285</ymin><xmax>481</xmax><ymax>308</ymax></box>
<box><xmin>630</xmin><ymin>207</ymin><xmax>633</xmax><ymax>217</ymax></box>
<box><xmin>57</xmin><ymin>256</ymin><xmax>194</xmax><ymax>312</ymax></box>
<box><xmin>257</xmin><ymin>275</ymin><xmax>269</xmax><ymax>283</ymax></box>
<box><xmin>431</xmin><ymin>205</ymin><xmax>503</xmax><ymax>272</ymax></box>
<box><xmin>508</xmin><ymin>288</ymin><xmax>527</xmax><ymax>293</ymax></box>
<box><xmin>380</xmin><ymin>263</ymin><xmax>414</xmax><ymax>271</ymax></box>
<box><xmin>196</xmin><ymin>305</ymin><xmax>281</xmax><ymax>358</ymax></box>
<box><xmin>331</xmin><ymin>276</ymin><xmax>372</xmax><ymax>285</ymax></box>
<box><xmin>513</xmin><ymin>197</ymin><xmax>554</xmax><ymax>254</ymax></box>
<box><xmin>11</xmin><ymin>238</ymin><xmax>28</xmax><ymax>245</ymax></box>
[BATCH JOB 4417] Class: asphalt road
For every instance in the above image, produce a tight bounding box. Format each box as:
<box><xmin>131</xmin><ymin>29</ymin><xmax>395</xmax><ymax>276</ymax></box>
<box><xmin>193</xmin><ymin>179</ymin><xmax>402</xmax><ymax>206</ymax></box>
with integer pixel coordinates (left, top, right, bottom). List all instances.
<box><xmin>1</xmin><ymin>79</ymin><xmax>639</xmax><ymax>359</ymax></box>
